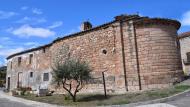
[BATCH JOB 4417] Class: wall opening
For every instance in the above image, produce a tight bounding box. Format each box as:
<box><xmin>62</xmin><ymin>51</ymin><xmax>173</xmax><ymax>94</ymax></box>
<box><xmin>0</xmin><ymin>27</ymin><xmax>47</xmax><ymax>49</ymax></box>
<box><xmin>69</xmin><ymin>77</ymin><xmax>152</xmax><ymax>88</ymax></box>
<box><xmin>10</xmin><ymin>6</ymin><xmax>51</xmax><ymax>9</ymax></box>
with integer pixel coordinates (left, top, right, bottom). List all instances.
<box><xmin>30</xmin><ymin>72</ymin><xmax>33</xmax><ymax>78</ymax></box>
<box><xmin>43</xmin><ymin>73</ymin><xmax>49</xmax><ymax>81</ymax></box>
<box><xmin>102</xmin><ymin>49</ymin><xmax>107</xmax><ymax>54</ymax></box>
<box><xmin>42</xmin><ymin>48</ymin><xmax>46</xmax><ymax>53</ymax></box>
<box><xmin>29</xmin><ymin>54</ymin><xmax>33</xmax><ymax>64</ymax></box>
<box><xmin>18</xmin><ymin>57</ymin><xmax>22</xmax><ymax>66</ymax></box>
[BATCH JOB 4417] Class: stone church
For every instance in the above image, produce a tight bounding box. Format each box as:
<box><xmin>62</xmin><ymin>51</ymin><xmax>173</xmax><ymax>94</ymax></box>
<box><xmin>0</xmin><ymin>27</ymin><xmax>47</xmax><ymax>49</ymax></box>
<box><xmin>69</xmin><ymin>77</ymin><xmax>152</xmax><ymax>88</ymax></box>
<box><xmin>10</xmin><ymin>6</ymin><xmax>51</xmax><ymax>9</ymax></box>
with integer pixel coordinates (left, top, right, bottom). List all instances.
<box><xmin>6</xmin><ymin>14</ymin><xmax>183</xmax><ymax>94</ymax></box>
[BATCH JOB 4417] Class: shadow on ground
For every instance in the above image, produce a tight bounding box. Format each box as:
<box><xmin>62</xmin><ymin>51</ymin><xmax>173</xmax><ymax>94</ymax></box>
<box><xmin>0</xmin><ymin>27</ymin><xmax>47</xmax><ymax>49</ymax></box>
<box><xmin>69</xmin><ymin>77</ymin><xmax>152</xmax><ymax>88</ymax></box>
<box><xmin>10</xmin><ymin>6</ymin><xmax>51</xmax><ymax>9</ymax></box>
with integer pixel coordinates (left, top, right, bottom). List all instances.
<box><xmin>77</xmin><ymin>94</ymin><xmax>112</xmax><ymax>102</ymax></box>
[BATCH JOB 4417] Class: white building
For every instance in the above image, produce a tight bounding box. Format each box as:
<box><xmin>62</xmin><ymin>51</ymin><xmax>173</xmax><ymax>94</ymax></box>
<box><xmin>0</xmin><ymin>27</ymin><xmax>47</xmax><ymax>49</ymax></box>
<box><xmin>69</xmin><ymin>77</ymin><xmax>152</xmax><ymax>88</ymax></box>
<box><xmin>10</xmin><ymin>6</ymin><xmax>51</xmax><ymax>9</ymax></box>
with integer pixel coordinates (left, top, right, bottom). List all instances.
<box><xmin>179</xmin><ymin>31</ymin><xmax>190</xmax><ymax>75</ymax></box>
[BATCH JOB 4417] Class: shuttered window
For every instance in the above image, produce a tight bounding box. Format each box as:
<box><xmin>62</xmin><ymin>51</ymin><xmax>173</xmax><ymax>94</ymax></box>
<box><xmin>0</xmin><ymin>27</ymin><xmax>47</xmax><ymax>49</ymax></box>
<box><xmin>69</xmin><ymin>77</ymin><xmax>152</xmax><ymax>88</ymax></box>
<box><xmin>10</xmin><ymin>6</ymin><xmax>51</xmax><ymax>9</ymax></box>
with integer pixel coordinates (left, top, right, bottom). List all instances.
<box><xmin>43</xmin><ymin>73</ymin><xmax>49</xmax><ymax>81</ymax></box>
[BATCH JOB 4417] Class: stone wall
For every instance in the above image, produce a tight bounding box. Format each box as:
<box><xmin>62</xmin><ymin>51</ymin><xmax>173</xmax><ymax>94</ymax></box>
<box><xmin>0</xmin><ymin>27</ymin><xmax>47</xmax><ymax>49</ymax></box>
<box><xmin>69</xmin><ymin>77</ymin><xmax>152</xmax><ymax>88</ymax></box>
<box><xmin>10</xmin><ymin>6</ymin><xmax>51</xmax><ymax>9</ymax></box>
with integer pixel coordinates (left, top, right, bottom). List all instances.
<box><xmin>6</xmin><ymin>47</ymin><xmax>52</xmax><ymax>90</ymax></box>
<box><xmin>50</xmin><ymin>22</ymin><xmax>126</xmax><ymax>93</ymax></box>
<box><xmin>179</xmin><ymin>33</ymin><xmax>190</xmax><ymax>75</ymax></box>
<box><xmin>135</xmin><ymin>24</ymin><xmax>183</xmax><ymax>90</ymax></box>
<box><xmin>6</xmin><ymin>15</ymin><xmax>184</xmax><ymax>94</ymax></box>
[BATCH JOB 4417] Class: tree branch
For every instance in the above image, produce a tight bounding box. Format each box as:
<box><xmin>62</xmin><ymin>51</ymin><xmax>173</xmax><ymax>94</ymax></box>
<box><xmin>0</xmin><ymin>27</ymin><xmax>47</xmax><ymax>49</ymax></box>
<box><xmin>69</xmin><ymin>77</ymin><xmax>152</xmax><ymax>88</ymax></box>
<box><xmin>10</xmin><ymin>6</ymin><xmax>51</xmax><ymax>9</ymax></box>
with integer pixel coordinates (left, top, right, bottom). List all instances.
<box><xmin>78</xmin><ymin>80</ymin><xmax>84</xmax><ymax>91</ymax></box>
<box><xmin>69</xmin><ymin>81</ymin><xmax>72</xmax><ymax>92</ymax></box>
<box><xmin>73</xmin><ymin>79</ymin><xmax>81</xmax><ymax>97</ymax></box>
<box><xmin>62</xmin><ymin>80</ymin><xmax>74</xmax><ymax>97</ymax></box>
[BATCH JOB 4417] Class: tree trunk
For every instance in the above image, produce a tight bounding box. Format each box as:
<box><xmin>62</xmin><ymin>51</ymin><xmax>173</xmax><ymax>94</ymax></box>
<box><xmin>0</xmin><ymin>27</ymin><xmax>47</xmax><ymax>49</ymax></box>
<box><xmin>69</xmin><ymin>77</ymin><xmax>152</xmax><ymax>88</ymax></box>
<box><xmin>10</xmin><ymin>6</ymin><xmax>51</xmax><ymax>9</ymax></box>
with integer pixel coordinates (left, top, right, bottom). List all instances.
<box><xmin>72</xmin><ymin>95</ymin><xmax>76</xmax><ymax>102</ymax></box>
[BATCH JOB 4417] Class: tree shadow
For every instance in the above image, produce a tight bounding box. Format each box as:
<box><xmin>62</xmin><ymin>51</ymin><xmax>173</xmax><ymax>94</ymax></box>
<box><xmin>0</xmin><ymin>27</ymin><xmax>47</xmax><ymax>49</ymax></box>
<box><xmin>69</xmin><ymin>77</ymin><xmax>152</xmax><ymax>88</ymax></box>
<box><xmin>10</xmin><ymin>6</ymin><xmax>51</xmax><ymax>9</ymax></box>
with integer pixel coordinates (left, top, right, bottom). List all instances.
<box><xmin>77</xmin><ymin>94</ymin><xmax>112</xmax><ymax>102</ymax></box>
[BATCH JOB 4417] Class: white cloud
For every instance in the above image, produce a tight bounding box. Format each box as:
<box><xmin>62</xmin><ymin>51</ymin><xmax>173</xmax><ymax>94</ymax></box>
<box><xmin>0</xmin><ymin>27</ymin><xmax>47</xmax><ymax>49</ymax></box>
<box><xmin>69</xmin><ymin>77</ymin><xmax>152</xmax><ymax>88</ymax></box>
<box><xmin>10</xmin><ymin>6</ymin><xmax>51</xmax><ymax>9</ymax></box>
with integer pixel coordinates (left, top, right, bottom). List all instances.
<box><xmin>48</xmin><ymin>21</ymin><xmax>63</xmax><ymax>29</ymax></box>
<box><xmin>21</xmin><ymin>6</ymin><xmax>29</xmax><ymax>10</ymax></box>
<box><xmin>0</xmin><ymin>45</ymin><xmax>3</xmax><ymax>48</ymax></box>
<box><xmin>9</xmin><ymin>25</ymin><xmax>55</xmax><ymax>38</ymax></box>
<box><xmin>181</xmin><ymin>11</ymin><xmax>190</xmax><ymax>26</ymax></box>
<box><xmin>32</xmin><ymin>8</ymin><xmax>43</xmax><ymax>15</ymax></box>
<box><xmin>16</xmin><ymin>16</ymin><xmax>46</xmax><ymax>24</ymax></box>
<box><xmin>0</xmin><ymin>10</ymin><xmax>17</xmax><ymax>19</ymax></box>
<box><xmin>0</xmin><ymin>47</ymin><xmax>24</xmax><ymax>57</ymax></box>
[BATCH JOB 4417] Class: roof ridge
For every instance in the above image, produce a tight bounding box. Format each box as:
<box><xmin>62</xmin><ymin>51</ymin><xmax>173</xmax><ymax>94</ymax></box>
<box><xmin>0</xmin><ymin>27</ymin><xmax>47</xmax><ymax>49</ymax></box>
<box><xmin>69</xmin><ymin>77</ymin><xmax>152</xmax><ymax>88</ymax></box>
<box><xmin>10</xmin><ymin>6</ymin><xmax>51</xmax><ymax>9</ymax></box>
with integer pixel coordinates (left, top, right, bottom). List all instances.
<box><xmin>178</xmin><ymin>31</ymin><xmax>190</xmax><ymax>39</ymax></box>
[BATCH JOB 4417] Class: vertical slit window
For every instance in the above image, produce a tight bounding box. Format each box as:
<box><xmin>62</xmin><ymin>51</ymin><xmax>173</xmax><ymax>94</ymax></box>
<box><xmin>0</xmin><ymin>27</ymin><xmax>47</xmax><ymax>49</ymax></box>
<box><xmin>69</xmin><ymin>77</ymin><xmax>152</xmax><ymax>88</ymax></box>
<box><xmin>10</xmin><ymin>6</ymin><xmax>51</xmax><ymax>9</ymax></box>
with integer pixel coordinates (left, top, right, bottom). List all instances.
<box><xmin>10</xmin><ymin>61</ymin><xmax>12</xmax><ymax>69</ymax></box>
<box><xmin>43</xmin><ymin>48</ymin><xmax>46</xmax><ymax>53</ymax></box>
<box><xmin>30</xmin><ymin>72</ymin><xmax>33</xmax><ymax>78</ymax></box>
<box><xmin>29</xmin><ymin>54</ymin><xmax>33</xmax><ymax>64</ymax></box>
<box><xmin>18</xmin><ymin>57</ymin><xmax>21</xmax><ymax>66</ymax></box>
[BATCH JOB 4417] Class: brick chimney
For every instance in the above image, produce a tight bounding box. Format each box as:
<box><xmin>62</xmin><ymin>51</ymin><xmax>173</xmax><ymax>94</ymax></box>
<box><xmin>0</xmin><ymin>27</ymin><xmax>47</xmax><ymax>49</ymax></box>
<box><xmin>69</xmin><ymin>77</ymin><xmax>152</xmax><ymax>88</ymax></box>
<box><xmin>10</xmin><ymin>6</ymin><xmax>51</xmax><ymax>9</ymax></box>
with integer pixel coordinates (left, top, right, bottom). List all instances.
<box><xmin>80</xmin><ymin>21</ymin><xmax>92</xmax><ymax>31</ymax></box>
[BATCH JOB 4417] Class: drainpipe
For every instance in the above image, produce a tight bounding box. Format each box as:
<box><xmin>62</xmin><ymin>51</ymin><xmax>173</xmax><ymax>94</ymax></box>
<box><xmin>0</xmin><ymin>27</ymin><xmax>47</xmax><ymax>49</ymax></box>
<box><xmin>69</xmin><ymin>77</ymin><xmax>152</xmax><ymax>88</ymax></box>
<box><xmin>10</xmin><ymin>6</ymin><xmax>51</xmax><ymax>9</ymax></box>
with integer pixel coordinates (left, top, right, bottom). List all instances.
<box><xmin>118</xmin><ymin>16</ymin><xmax>140</xmax><ymax>91</ymax></box>
<box><xmin>132</xmin><ymin>21</ymin><xmax>142</xmax><ymax>90</ymax></box>
<box><xmin>119</xmin><ymin>21</ymin><xmax>128</xmax><ymax>91</ymax></box>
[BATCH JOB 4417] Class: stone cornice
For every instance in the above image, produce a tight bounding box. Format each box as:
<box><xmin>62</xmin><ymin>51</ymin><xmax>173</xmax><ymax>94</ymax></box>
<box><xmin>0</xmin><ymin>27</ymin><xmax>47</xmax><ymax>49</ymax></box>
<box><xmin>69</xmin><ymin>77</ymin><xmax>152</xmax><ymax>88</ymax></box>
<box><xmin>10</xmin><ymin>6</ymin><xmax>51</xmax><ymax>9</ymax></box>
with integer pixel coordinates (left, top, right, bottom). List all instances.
<box><xmin>134</xmin><ymin>17</ymin><xmax>181</xmax><ymax>30</ymax></box>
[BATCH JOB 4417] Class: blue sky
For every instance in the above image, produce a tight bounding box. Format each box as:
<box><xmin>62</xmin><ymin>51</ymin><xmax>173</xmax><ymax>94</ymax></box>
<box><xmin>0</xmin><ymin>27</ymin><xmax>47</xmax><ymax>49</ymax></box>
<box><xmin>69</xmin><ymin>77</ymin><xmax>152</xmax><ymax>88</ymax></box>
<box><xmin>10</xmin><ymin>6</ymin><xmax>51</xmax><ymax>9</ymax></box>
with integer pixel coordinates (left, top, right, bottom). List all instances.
<box><xmin>0</xmin><ymin>0</ymin><xmax>190</xmax><ymax>65</ymax></box>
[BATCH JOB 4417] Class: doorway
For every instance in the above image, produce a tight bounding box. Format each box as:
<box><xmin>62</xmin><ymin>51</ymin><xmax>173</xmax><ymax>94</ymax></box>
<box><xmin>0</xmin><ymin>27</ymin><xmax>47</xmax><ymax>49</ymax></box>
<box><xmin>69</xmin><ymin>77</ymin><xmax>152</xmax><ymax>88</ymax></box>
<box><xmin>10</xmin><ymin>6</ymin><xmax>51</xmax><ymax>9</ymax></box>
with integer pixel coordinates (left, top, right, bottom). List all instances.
<box><xmin>7</xmin><ymin>77</ymin><xmax>10</xmax><ymax>90</ymax></box>
<box><xmin>18</xmin><ymin>72</ymin><xmax>23</xmax><ymax>88</ymax></box>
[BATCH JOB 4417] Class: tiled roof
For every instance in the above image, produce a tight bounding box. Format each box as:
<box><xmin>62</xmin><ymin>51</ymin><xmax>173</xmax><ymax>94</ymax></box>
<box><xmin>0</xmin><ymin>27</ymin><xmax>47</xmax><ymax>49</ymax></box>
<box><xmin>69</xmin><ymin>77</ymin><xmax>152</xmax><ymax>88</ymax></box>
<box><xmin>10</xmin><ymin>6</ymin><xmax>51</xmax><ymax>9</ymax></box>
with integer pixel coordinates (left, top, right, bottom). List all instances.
<box><xmin>178</xmin><ymin>31</ymin><xmax>190</xmax><ymax>39</ymax></box>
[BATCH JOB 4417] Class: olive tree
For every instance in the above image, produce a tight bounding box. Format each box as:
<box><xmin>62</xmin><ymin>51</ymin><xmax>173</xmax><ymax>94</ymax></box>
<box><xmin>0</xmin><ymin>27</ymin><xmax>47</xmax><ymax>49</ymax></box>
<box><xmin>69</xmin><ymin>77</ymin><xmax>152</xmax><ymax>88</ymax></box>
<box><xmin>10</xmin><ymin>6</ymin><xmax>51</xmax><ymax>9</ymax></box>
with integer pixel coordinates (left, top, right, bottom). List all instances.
<box><xmin>52</xmin><ymin>58</ymin><xmax>92</xmax><ymax>102</ymax></box>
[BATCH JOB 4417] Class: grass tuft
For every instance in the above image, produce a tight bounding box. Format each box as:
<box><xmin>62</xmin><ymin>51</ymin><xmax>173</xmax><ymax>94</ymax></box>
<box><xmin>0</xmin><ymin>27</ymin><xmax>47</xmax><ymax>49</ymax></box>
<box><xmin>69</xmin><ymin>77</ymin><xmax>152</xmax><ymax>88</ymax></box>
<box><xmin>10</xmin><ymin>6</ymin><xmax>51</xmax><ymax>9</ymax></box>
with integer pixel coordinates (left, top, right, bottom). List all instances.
<box><xmin>15</xmin><ymin>85</ymin><xmax>190</xmax><ymax>106</ymax></box>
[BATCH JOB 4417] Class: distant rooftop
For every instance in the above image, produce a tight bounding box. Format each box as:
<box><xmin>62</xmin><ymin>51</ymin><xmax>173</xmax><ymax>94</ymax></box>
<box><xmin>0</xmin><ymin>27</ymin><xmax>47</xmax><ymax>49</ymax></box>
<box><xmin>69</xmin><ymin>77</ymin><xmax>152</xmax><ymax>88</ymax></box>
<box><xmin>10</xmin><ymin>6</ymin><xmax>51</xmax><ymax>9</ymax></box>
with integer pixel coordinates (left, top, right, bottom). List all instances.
<box><xmin>178</xmin><ymin>31</ymin><xmax>190</xmax><ymax>39</ymax></box>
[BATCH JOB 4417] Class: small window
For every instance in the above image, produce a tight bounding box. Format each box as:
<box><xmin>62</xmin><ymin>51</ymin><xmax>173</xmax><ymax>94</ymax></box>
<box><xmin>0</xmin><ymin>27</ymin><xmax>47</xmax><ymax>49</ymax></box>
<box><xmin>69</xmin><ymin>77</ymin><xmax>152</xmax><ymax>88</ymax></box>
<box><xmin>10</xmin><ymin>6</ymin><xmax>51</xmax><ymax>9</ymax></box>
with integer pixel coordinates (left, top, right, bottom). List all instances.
<box><xmin>10</xmin><ymin>61</ymin><xmax>12</xmax><ymax>69</ymax></box>
<box><xmin>29</xmin><ymin>54</ymin><xmax>33</xmax><ymax>64</ymax></box>
<box><xmin>18</xmin><ymin>57</ymin><xmax>22</xmax><ymax>66</ymax></box>
<box><xmin>187</xmin><ymin>52</ymin><xmax>190</xmax><ymax>62</ymax></box>
<box><xmin>43</xmin><ymin>73</ymin><xmax>49</xmax><ymax>81</ymax></box>
<box><xmin>30</xmin><ymin>72</ymin><xmax>33</xmax><ymax>78</ymax></box>
<box><xmin>102</xmin><ymin>49</ymin><xmax>107</xmax><ymax>54</ymax></box>
<box><xmin>42</xmin><ymin>48</ymin><xmax>46</xmax><ymax>53</ymax></box>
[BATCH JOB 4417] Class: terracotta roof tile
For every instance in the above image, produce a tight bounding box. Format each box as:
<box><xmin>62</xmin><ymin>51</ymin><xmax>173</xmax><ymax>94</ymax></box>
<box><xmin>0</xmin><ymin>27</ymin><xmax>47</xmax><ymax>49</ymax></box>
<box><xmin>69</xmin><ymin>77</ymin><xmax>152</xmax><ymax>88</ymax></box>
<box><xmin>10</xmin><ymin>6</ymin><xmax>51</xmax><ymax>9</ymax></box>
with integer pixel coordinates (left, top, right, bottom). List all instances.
<box><xmin>178</xmin><ymin>31</ymin><xmax>190</xmax><ymax>39</ymax></box>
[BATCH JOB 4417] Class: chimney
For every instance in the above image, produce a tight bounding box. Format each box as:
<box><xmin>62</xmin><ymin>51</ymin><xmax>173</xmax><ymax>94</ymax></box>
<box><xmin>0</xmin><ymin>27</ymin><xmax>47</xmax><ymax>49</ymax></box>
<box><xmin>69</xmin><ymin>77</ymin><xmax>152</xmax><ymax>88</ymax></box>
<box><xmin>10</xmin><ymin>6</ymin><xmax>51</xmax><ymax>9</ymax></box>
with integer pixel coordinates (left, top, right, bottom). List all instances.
<box><xmin>80</xmin><ymin>21</ymin><xmax>92</xmax><ymax>31</ymax></box>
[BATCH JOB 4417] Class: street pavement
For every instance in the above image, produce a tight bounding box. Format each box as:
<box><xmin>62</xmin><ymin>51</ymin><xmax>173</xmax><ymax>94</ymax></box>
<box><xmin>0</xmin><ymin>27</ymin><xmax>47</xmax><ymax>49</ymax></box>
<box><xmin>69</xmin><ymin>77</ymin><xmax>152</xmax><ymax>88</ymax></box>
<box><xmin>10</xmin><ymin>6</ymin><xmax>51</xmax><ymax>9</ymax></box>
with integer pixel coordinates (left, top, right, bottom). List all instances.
<box><xmin>136</xmin><ymin>103</ymin><xmax>176</xmax><ymax>107</ymax></box>
<box><xmin>0</xmin><ymin>88</ymin><xmax>62</xmax><ymax>107</ymax></box>
<box><xmin>0</xmin><ymin>88</ymin><xmax>33</xmax><ymax>107</ymax></box>
<box><xmin>0</xmin><ymin>98</ymin><xmax>32</xmax><ymax>107</ymax></box>
<box><xmin>167</xmin><ymin>91</ymin><xmax>190</xmax><ymax>107</ymax></box>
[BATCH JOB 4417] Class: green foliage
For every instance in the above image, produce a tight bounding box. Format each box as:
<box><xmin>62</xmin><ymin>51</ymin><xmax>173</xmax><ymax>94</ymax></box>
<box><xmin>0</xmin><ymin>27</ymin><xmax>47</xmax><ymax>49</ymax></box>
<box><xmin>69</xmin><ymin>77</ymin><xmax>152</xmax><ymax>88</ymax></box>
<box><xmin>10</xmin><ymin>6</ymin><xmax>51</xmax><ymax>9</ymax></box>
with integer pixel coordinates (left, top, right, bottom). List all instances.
<box><xmin>174</xmin><ymin>85</ymin><xmax>190</xmax><ymax>90</ymax></box>
<box><xmin>11</xmin><ymin>90</ymin><xmax>18</xmax><ymax>96</ymax></box>
<box><xmin>0</xmin><ymin>66</ymin><xmax>6</xmax><ymax>72</ymax></box>
<box><xmin>16</xmin><ymin>85</ymin><xmax>190</xmax><ymax>106</ymax></box>
<box><xmin>17</xmin><ymin>87</ymin><xmax>32</xmax><ymax>95</ymax></box>
<box><xmin>52</xmin><ymin>58</ymin><xmax>92</xmax><ymax>102</ymax></box>
<box><xmin>0</xmin><ymin>66</ymin><xmax>6</xmax><ymax>87</ymax></box>
<box><xmin>52</xmin><ymin>59</ymin><xmax>91</xmax><ymax>83</ymax></box>
<box><xmin>64</xmin><ymin>94</ymin><xmax>71</xmax><ymax>100</ymax></box>
<box><xmin>17</xmin><ymin>87</ymin><xmax>32</xmax><ymax>91</ymax></box>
